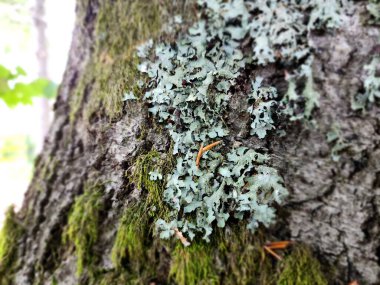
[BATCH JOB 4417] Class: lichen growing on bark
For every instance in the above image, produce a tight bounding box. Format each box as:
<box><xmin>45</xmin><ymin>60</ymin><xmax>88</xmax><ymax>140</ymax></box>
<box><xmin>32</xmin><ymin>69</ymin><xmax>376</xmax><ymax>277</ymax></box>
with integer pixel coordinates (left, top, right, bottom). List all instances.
<box><xmin>0</xmin><ymin>206</ymin><xmax>24</xmax><ymax>285</ymax></box>
<box><xmin>64</xmin><ymin>182</ymin><xmax>103</xmax><ymax>276</ymax></box>
<box><xmin>366</xmin><ymin>0</ymin><xmax>380</xmax><ymax>25</ymax></box>
<box><xmin>352</xmin><ymin>56</ymin><xmax>380</xmax><ymax>110</ymax></box>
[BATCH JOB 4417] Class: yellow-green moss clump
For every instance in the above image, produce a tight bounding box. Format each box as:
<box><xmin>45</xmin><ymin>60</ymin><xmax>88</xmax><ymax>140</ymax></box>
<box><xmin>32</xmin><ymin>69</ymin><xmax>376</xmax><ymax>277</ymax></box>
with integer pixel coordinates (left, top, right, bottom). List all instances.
<box><xmin>276</xmin><ymin>245</ymin><xmax>328</xmax><ymax>285</ymax></box>
<box><xmin>170</xmin><ymin>243</ymin><xmax>219</xmax><ymax>285</ymax></box>
<box><xmin>167</xmin><ymin>228</ymin><xmax>275</xmax><ymax>285</ymax></box>
<box><xmin>35</xmin><ymin>156</ymin><xmax>59</xmax><ymax>192</ymax></box>
<box><xmin>131</xmin><ymin>150</ymin><xmax>174</xmax><ymax>214</ymax></box>
<box><xmin>110</xmin><ymin>148</ymin><xmax>330</xmax><ymax>284</ymax></box>
<box><xmin>69</xmin><ymin>0</ymin><xmax>162</xmax><ymax>124</ymax></box>
<box><xmin>111</xmin><ymin>150</ymin><xmax>175</xmax><ymax>276</ymax></box>
<box><xmin>64</xmin><ymin>183</ymin><xmax>103</xmax><ymax>276</ymax></box>
<box><xmin>97</xmin><ymin>272</ymin><xmax>126</xmax><ymax>285</ymax></box>
<box><xmin>168</xmin><ymin>227</ymin><xmax>330</xmax><ymax>285</ymax></box>
<box><xmin>216</xmin><ymin>228</ymin><xmax>274</xmax><ymax>285</ymax></box>
<box><xmin>0</xmin><ymin>206</ymin><xmax>24</xmax><ymax>285</ymax></box>
<box><xmin>111</xmin><ymin>203</ymin><xmax>146</xmax><ymax>270</ymax></box>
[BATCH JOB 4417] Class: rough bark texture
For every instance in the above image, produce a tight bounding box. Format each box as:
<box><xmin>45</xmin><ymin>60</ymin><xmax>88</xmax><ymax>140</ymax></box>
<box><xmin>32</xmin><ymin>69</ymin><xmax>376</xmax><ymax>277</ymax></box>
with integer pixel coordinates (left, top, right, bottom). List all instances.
<box><xmin>3</xmin><ymin>0</ymin><xmax>380</xmax><ymax>284</ymax></box>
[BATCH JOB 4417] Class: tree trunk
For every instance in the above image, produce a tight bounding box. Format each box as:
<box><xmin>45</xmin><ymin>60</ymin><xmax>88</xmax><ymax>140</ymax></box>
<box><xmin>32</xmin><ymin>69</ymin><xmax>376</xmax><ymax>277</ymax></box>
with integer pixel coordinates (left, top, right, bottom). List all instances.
<box><xmin>1</xmin><ymin>0</ymin><xmax>380</xmax><ymax>284</ymax></box>
<box><xmin>33</xmin><ymin>0</ymin><xmax>50</xmax><ymax>139</ymax></box>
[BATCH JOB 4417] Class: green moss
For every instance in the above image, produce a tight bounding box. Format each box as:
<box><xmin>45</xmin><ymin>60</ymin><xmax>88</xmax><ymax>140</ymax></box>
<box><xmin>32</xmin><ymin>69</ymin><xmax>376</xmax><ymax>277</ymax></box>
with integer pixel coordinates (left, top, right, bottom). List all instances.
<box><xmin>111</xmin><ymin>216</ymin><xmax>330</xmax><ymax>285</ymax></box>
<box><xmin>215</xmin><ymin>228</ymin><xmax>274</xmax><ymax>285</ymax></box>
<box><xmin>69</xmin><ymin>0</ymin><xmax>163</xmax><ymax>124</ymax></box>
<box><xmin>97</xmin><ymin>272</ymin><xmax>128</xmax><ymax>285</ymax></box>
<box><xmin>276</xmin><ymin>245</ymin><xmax>328</xmax><ymax>285</ymax></box>
<box><xmin>64</xmin><ymin>182</ymin><xmax>103</xmax><ymax>276</ymax></box>
<box><xmin>110</xmin><ymin>213</ymin><xmax>167</xmax><ymax>283</ymax></box>
<box><xmin>168</xmin><ymin>227</ymin><xmax>332</xmax><ymax>285</ymax></box>
<box><xmin>131</xmin><ymin>150</ymin><xmax>162</xmax><ymax>194</ymax></box>
<box><xmin>168</xmin><ymin>227</ymin><xmax>276</xmax><ymax>285</ymax></box>
<box><xmin>39</xmin><ymin>156</ymin><xmax>58</xmax><ymax>181</ymax></box>
<box><xmin>35</xmin><ymin>156</ymin><xmax>59</xmax><ymax>192</ymax></box>
<box><xmin>111</xmin><ymin>149</ymin><xmax>175</xmax><ymax>273</ymax></box>
<box><xmin>131</xmin><ymin>148</ymin><xmax>175</xmax><ymax>216</ymax></box>
<box><xmin>0</xmin><ymin>206</ymin><xmax>24</xmax><ymax>285</ymax></box>
<box><xmin>169</xmin><ymin>243</ymin><xmax>219</xmax><ymax>285</ymax></box>
<box><xmin>131</xmin><ymin>149</ymin><xmax>174</xmax><ymax>216</ymax></box>
<box><xmin>111</xmin><ymin>203</ymin><xmax>146</xmax><ymax>270</ymax></box>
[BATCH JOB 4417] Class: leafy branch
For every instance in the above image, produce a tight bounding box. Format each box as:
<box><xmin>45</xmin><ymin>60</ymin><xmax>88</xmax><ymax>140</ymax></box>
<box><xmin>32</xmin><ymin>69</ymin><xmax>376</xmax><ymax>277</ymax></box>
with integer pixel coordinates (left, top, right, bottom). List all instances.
<box><xmin>0</xmin><ymin>64</ymin><xmax>57</xmax><ymax>108</ymax></box>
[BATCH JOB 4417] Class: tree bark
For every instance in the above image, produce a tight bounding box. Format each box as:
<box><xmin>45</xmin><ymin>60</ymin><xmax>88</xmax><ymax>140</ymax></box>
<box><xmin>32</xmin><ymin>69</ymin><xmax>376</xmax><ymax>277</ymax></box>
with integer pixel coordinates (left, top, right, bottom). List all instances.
<box><xmin>2</xmin><ymin>0</ymin><xmax>380</xmax><ymax>284</ymax></box>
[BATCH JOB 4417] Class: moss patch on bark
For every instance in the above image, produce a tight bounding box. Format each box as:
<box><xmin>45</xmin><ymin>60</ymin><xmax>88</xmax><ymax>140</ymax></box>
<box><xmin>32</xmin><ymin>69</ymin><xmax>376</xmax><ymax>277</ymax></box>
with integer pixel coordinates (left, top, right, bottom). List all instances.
<box><xmin>130</xmin><ymin>149</ymin><xmax>174</xmax><ymax>216</ymax></box>
<box><xmin>169</xmin><ymin>242</ymin><xmax>219</xmax><ymax>285</ymax></box>
<box><xmin>0</xmin><ymin>206</ymin><xmax>24</xmax><ymax>285</ymax></box>
<box><xmin>109</xmin><ymin>219</ymin><xmax>330</xmax><ymax>285</ymax></box>
<box><xmin>111</xmin><ymin>149</ymin><xmax>175</xmax><ymax>279</ymax></box>
<box><xmin>107</xmin><ymin>145</ymin><xmax>331</xmax><ymax>284</ymax></box>
<box><xmin>64</xmin><ymin>182</ymin><xmax>104</xmax><ymax>276</ymax></box>
<box><xmin>69</xmin><ymin>0</ymin><xmax>162</xmax><ymax>124</ymax></box>
<box><xmin>276</xmin><ymin>245</ymin><xmax>328</xmax><ymax>285</ymax></box>
<box><xmin>111</xmin><ymin>203</ymin><xmax>146</xmax><ymax>271</ymax></box>
<box><xmin>215</xmin><ymin>228</ymin><xmax>274</xmax><ymax>285</ymax></box>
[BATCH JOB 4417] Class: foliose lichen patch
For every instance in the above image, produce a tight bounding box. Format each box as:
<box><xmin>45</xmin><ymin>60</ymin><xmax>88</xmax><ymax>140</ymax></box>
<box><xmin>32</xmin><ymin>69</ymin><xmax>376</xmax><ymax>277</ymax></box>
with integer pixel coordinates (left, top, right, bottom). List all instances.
<box><xmin>135</xmin><ymin>0</ymin><xmax>348</xmax><ymax>243</ymax></box>
<box><xmin>352</xmin><ymin>56</ymin><xmax>380</xmax><ymax>111</ymax></box>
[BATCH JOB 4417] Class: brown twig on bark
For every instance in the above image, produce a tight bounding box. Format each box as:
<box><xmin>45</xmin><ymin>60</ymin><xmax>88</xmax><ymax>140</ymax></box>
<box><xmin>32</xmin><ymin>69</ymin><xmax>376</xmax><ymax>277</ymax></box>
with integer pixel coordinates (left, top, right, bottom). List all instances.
<box><xmin>174</xmin><ymin>228</ymin><xmax>190</xmax><ymax>247</ymax></box>
<box><xmin>202</xmin><ymin>140</ymin><xmax>223</xmax><ymax>152</ymax></box>
<box><xmin>196</xmin><ymin>143</ymin><xmax>203</xmax><ymax>168</ymax></box>
<box><xmin>264</xmin><ymin>241</ymin><xmax>292</xmax><ymax>260</ymax></box>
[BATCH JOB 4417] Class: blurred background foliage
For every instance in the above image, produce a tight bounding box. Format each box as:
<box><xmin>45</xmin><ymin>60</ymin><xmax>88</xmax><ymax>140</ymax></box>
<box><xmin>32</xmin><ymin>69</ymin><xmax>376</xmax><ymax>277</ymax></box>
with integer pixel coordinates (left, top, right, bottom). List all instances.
<box><xmin>0</xmin><ymin>64</ymin><xmax>57</xmax><ymax>107</ymax></box>
<box><xmin>0</xmin><ymin>0</ymin><xmax>75</xmax><ymax>225</ymax></box>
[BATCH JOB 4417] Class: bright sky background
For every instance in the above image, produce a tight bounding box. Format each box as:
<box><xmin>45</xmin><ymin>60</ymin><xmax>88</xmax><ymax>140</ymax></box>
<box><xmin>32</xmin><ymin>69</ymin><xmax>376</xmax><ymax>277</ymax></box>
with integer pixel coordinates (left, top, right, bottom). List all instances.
<box><xmin>0</xmin><ymin>0</ymin><xmax>75</xmax><ymax>225</ymax></box>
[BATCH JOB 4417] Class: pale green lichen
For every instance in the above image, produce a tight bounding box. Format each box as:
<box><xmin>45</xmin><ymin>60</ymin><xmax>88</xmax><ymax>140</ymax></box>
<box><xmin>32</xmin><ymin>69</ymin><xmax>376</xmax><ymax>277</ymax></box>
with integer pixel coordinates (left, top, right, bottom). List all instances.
<box><xmin>248</xmin><ymin>77</ymin><xmax>278</xmax><ymax>138</ymax></box>
<box><xmin>281</xmin><ymin>59</ymin><xmax>320</xmax><ymax>121</ymax></box>
<box><xmin>307</xmin><ymin>0</ymin><xmax>346</xmax><ymax>30</ymax></box>
<box><xmin>64</xmin><ymin>183</ymin><xmax>103</xmax><ymax>276</ymax></box>
<box><xmin>326</xmin><ymin>125</ymin><xmax>350</xmax><ymax>161</ymax></box>
<box><xmin>352</xmin><ymin>56</ymin><xmax>380</xmax><ymax>111</ymax></box>
<box><xmin>366</xmin><ymin>0</ymin><xmax>380</xmax><ymax>25</ymax></box>
<box><xmin>136</xmin><ymin>0</ymin><xmax>346</xmax><ymax>243</ymax></box>
<box><xmin>156</xmin><ymin>148</ymin><xmax>288</xmax><ymax>241</ymax></box>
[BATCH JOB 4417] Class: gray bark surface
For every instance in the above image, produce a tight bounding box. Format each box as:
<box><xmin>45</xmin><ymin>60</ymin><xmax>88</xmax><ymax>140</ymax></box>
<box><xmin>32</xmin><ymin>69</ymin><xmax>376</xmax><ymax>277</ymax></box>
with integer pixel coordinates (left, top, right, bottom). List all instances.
<box><xmin>9</xmin><ymin>1</ymin><xmax>380</xmax><ymax>284</ymax></box>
